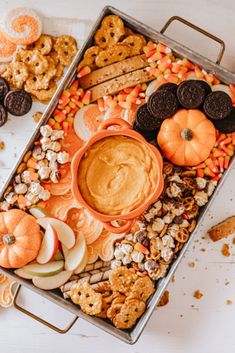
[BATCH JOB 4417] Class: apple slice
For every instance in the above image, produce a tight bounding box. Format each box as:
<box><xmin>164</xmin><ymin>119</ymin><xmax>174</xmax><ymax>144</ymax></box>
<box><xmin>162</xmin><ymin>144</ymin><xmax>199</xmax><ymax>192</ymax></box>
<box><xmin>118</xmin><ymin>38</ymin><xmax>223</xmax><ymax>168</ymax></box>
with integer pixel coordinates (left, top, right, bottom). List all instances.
<box><xmin>14</xmin><ymin>268</ymin><xmax>34</xmax><ymax>280</ymax></box>
<box><xmin>65</xmin><ymin>232</ymin><xmax>87</xmax><ymax>272</ymax></box>
<box><xmin>32</xmin><ymin>270</ymin><xmax>72</xmax><ymax>290</ymax></box>
<box><xmin>74</xmin><ymin>246</ymin><xmax>88</xmax><ymax>274</ymax></box>
<box><xmin>62</xmin><ymin>243</ymin><xmax>69</xmax><ymax>258</ymax></box>
<box><xmin>36</xmin><ymin>224</ymin><xmax>58</xmax><ymax>264</ymax></box>
<box><xmin>29</xmin><ymin>206</ymin><xmax>50</xmax><ymax>219</ymax></box>
<box><xmin>23</xmin><ymin>261</ymin><xmax>64</xmax><ymax>277</ymax></box>
<box><xmin>37</xmin><ymin>217</ymin><xmax>75</xmax><ymax>249</ymax></box>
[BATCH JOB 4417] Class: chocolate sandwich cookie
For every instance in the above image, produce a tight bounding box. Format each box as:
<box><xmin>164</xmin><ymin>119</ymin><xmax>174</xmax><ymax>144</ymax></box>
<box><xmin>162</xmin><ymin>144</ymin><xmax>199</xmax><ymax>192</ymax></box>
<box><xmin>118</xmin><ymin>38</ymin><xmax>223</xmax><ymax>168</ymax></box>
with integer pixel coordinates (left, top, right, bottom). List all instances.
<box><xmin>135</xmin><ymin>103</ymin><xmax>162</xmax><ymax>131</ymax></box>
<box><xmin>177</xmin><ymin>80</ymin><xmax>211</xmax><ymax>109</ymax></box>
<box><xmin>158</xmin><ymin>82</ymin><xmax>178</xmax><ymax>95</ymax></box>
<box><xmin>0</xmin><ymin>77</ymin><xmax>9</xmax><ymax>102</ymax></box>
<box><xmin>203</xmin><ymin>91</ymin><xmax>232</xmax><ymax>120</ymax></box>
<box><xmin>4</xmin><ymin>90</ymin><xmax>32</xmax><ymax>116</ymax></box>
<box><xmin>133</xmin><ymin>121</ymin><xmax>158</xmax><ymax>141</ymax></box>
<box><xmin>147</xmin><ymin>90</ymin><xmax>178</xmax><ymax>120</ymax></box>
<box><xmin>212</xmin><ymin>107</ymin><xmax>235</xmax><ymax>133</ymax></box>
<box><xmin>0</xmin><ymin>104</ymin><xmax>8</xmax><ymax>127</ymax></box>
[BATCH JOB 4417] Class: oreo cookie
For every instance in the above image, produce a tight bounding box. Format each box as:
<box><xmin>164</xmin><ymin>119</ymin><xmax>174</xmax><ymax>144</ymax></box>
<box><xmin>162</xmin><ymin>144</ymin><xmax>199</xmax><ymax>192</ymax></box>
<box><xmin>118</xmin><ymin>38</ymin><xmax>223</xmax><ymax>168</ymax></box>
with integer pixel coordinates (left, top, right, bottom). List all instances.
<box><xmin>177</xmin><ymin>80</ymin><xmax>211</xmax><ymax>109</ymax></box>
<box><xmin>0</xmin><ymin>77</ymin><xmax>9</xmax><ymax>103</ymax></box>
<box><xmin>147</xmin><ymin>90</ymin><xmax>178</xmax><ymax>120</ymax></box>
<box><xmin>212</xmin><ymin>107</ymin><xmax>235</xmax><ymax>133</ymax></box>
<box><xmin>0</xmin><ymin>104</ymin><xmax>8</xmax><ymax>127</ymax></box>
<box><xmin>135</xmin><ymin>103</ymin><xmax>161</xmax><ymax>131</ymax></box>
<box><xmin>203</xmin><ymin>91</ymin><xmax>232</xmax><ymax>120</ymax></box>
<box><xmin>4</xmin><ymin>90</ymin><xmax>32</xmax><ymax>116</ymax></box>
<box><xmin>133</xmin><ymin>121</ymin><xmax>158</xmax><ymax>141</ymax></box>
<box><xmin>158</xmin><ymin>82</ymin><xmax>178</xmax><ymax>95</ymax></box>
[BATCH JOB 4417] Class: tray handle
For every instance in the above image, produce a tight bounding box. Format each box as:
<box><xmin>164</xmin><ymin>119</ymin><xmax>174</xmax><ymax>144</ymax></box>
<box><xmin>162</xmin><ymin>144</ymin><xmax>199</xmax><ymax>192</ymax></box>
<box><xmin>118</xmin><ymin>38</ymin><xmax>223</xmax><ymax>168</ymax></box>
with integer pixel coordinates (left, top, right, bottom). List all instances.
<box><xmin>160</xmin><ymin>16</ymin><xmax>225</xmax><ymax>64</ymax></box>
<box><xmin>14</xmin><ymin>285</ymin><xmax>78</xmax><ymax>334</ymax></box>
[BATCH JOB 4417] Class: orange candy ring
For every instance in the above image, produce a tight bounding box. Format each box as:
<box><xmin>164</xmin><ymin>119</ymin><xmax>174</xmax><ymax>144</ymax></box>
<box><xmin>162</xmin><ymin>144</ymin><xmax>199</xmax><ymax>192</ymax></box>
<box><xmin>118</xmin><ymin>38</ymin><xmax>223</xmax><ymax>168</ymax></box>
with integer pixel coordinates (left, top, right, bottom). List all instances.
<box><xmin>2</xmin><ymin>8</ymin><xmax>42</xmax><ymax>45</ymax></box>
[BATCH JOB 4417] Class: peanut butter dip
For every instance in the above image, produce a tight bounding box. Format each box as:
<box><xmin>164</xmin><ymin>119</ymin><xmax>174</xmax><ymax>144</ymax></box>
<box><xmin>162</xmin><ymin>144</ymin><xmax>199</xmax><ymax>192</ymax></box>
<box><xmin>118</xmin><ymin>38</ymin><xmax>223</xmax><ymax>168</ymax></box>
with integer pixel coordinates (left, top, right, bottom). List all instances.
<box><xmin>77</xmin><ymin>136</ymin><xmax>158</xmax><ymax>216</ymax></box>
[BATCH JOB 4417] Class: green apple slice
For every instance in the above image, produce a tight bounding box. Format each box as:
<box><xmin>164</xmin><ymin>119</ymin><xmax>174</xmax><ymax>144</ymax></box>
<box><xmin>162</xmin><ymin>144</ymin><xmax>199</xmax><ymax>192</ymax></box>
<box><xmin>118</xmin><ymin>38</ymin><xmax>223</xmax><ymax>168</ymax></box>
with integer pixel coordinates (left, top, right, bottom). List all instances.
<box><xmin>32</xmin><ymin>270</ymin><xmax>72</xmax><ymax>290</ymax></box>
<box><xmin>23</xmin><ymin>260</ymin><xmax>64</xmax><ymax>277</ymax></box>
<box><xmin>14</xmin><ymin>268</ymin><xmax>34</xmax><ymax>280</ymax></box>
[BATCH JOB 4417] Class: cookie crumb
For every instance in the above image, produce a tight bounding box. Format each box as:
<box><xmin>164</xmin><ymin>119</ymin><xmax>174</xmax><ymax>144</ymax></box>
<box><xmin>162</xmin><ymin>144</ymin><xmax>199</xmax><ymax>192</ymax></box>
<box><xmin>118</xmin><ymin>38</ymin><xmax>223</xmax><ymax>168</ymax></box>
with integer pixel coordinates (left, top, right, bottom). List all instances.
<box><xmin>32</xmin><ymin>112</ymin><xmax>42</xmax><ymax>123</ymax></box>
<box><xmin>200</xmin><ymin>247</ymin><xmax>206</xmax><ymax>252</ymax></box>
<box><xmin>221</xmin><ymin>243</ymin><xmax>230</xmax><ymax>257</ymax></box>
<box><xmin>226</xmin><ymin>299</ymin><xmax>232</xmax><ymax>305</ymax></box>
<box><xmin>193</xmin><ymin>290</ymin><xmax>203</xmax><ymax>299</ymax></box>
<box><xmin>157</xmin><ymin>290</ymin><xmax>169</xmax><ymax>307</ymax></box>
<box><xmin>188</xmin><ymin>261</ymin><xmax>195</xmax><ymax>268</ymax></box>
<box><xmin>232</xmin><ymin>237</ymin><xmax>235</xmax><ymax>245</ymax></box>
<box><xmin>0</xmin><ymin>140</ymin><xmax>5</xmax><ymax>150</ymax></box>
<box><xmin>171</xmin><ymin>275</ymin><xmax>175</xmax><ymax>283</ymax></box>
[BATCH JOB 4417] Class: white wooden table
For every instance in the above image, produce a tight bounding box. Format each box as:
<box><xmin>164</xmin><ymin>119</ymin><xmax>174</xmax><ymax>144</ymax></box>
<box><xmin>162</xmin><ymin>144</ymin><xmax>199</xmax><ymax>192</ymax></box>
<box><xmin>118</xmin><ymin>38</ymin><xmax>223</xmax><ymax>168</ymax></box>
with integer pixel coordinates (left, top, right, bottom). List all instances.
<box><xmin>0</xmin><ymin>1</ymin><xmax>235</xmax><ymax>352</ymax></box>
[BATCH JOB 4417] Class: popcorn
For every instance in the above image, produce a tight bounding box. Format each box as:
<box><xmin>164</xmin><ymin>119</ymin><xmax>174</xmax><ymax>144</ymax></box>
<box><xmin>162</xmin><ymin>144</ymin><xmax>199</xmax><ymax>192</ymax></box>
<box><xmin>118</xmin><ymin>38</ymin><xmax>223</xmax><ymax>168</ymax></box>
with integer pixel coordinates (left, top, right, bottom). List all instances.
<box><xmin>49</xmin><ymin>160</ymin><xmax>58</xmax><ymax>171</ymax></box>
<box><xmin>50</xmin><ymin>141</ymin><xmax>61</xmax><ymax>152</ymax></box>
<box><xmin>38</xmin><ymin>166</ymin><xmax>51</xmax><ymax>180</ymax></box>
<box><xmin>161</xmin><ymin>247</ymin><xmax>173</xmax><ymax>262</ymax></box>
<box><xmin>40</xmin><ymin>124</ymin><xmax>52</xmax><ymax>137</ymax></box>
<box><xmin>207</xmin><ymin>180</ymin><xmax>217</xmax><ymax>197</ymax></box>
<box><xmin>5</xmin><ymin>192</ymin><xmax>18</xmax><ymax>205</ymax></box>
<box><xmin>39</xmin><ymin>188</ymin><xmax>50</xmax><ymax>201</ymax></box>
<box><xmin>131</xmin><ymin>250</ymin><xmax>144</xmax><ymax>263</ymax></box>
<box><xmin>194</xmin><ymin>191</ymin><xmax>208</xmax><ymax>206</ymax></box>
<box><xmin>25</xmin><ymin>192</ymin><xmax>39</xmax><ymax>205</ymax></box>
<box><xmin>166</xmin><ymin>182</ymin><xmax>182</xmax><ymax>198</ymax></box>
<box><xmin>46</xmin><ymin>150</ymin><xmax>57</xmax><ymax>162</ymax></box>
<box><xmin>32</xmin><ymin>146</ymin><xmax>46</xmax><ymax>160</ymax></box>
<box><xmin>14</xmin><ymin>183</ymin><xmax>27</xmax><ymax>194</ymax></box>
<box><xmin>166</xmin><ymin>224</ymin><xmax>179</xmax><ymax>237</ymax></box>
<box><xmin>162</xmin><ymin>235</ymin><xmax>175</xmax><ymax>248</ymax></box>
<box><xmin>36</xmin><ymin>159</ymin><xmax>49</xmax><ymax>169</ymax></box>
<box><xmin>196</xmin><ymin>177</ymin><xmax>207</xmax><ymax>190</ymax></box>
<box><xmin>163</xmin><ymin>213</ymin><xmax>174</xmax><ymax>224</ymax></box>
<box><xmin>122</xmin><ymin>254</ymin><xmax>132</xmax><ymax>265</ymax></box>
<box><xmin>28</xmin><ymin>181</ymin><xmax>42</xmax><ymax>195</ymax></box>
<box><xmin>153</xmin><ymin>200</ymin><xmax>162</xmax><ymax>213</ymax></box>
<box><xmin>0</xmin><ymin>201</ymin><xmax>10</xmax><ymax>211</ymax></box>
<box><xmin>50</xmin><ymin>130</ymin><xmax>64</xmax><ymax>141</ymax></box>
<box><xmin>114</xmin><ymin>244</ymin><xmax>125</xmax><ymax>260</ymax></box>
<box><xmin>152</xmin><ymin>218</ymin><xmax>165</xmax><ymax>232</ymax></box>
<box><xmin>155</xmin><ymin>237</ymin><xmax>163</xmax><ymax>251</ymax></box>
<box><xmin>144</xmin><ymin>259</ymin><xmax>158</xmax><ymax>273</ymax></box>
<box><xmin>57</xmin><ymin>151</ymin><xmax>69</xmax><ymax>164</ymax></box>
<box><xmin>121</xmin><ymin>243</ymin><xmax>133</xmax><ymax>255</ymax></box>
<box><xmin>21</xmin><ymin>170</ymin><xmax>31</xmax><ymax>184</ymax></box>
<box><xmin>180</xmin><ymin>219</ymin><xmax>190</xmax><ymax>228</ymax></box>
<box><xmin>40</xmin><ymin>137</ymin><xmax>52</xmax><ymax>151</ymax></box>
<box><xmin>172</xmin><ymin>204</ymin><xmax>185</xmax><ymax>216</ymax></box>
<box><xmin>50</xmin><ymin>170</ymin><xmax>60</xmax><ymax>183</ymax></box>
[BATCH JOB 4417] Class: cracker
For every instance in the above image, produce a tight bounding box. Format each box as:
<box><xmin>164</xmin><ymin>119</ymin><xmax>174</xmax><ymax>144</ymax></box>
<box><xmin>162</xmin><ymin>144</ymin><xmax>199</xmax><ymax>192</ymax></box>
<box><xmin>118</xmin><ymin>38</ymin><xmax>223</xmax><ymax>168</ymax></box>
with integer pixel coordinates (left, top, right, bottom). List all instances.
<box><xmin>70</xmin><ymin>282</ymin><xmax>102</xmax><ymax>316</ymax></box>
<box><xmin>109</xmin><ymin>267</ymin><xmax>137</xmax><ymax>294</ymax></box>
<box><xmin>113</xmin><ymin>299</ymin><xmax>146</xmax><ymax>329</ymax></box>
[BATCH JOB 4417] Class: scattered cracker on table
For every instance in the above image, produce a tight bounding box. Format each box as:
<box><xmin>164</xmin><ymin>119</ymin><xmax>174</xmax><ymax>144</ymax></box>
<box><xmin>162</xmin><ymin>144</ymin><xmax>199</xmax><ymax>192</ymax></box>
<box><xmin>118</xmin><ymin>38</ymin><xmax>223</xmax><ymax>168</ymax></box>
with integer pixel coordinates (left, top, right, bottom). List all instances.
<box><xmin>32</xmin><ymin>111</ymin><xmax>42</xmax><ymax>123</ymax></box>
<box><xmin>157</xmin><ymin>290</ymin><xmax>169</xmax><ymax>307</ymax></box>
<box><xmin>0</xmin><ymin>140</ymin><xmax>5</xmax><ymax>150</ymax></box>
<box><xmin>193</xmin><ymin>290</ymin><xmax>203</xmax><ymax>300</ymax></box>
<box><xmin>221</xmin><ymin>243</ymin><xmax>230</xmax><ymax>257</ymax></box>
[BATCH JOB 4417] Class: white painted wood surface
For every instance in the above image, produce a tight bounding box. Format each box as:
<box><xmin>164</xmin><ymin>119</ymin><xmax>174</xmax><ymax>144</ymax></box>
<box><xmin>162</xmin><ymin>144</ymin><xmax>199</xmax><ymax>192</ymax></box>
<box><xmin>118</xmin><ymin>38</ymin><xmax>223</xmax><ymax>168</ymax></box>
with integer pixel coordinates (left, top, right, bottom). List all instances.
<box><xmin>0</xmin><ymin>1</ymin><xmax>235</xmax><ymax>352</ymax></box>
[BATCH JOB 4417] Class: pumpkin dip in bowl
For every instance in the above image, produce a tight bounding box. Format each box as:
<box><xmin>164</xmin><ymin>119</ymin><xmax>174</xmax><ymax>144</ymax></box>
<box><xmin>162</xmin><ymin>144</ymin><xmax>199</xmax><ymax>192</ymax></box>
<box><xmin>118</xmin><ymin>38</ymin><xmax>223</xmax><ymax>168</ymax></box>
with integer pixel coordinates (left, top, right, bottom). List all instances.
<box><xmin>71</xmin><ymin>118</ymin><xmax>164</xmax><ymax>233</ymax></box>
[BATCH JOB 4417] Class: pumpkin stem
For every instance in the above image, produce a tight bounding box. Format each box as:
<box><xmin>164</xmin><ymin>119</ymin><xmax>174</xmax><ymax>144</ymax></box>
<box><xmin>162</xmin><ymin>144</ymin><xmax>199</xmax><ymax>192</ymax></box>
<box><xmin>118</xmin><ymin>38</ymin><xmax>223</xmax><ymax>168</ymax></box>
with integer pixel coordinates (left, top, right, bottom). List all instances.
<box><xmin>181</xmin><ymin>128</ymin><xmax>193</xmax><ymax>141</ymax></box>
<box><xmin>2</xmin><ymin>234</ymin><xmax>16</xmax><ymax>245</ymax></box>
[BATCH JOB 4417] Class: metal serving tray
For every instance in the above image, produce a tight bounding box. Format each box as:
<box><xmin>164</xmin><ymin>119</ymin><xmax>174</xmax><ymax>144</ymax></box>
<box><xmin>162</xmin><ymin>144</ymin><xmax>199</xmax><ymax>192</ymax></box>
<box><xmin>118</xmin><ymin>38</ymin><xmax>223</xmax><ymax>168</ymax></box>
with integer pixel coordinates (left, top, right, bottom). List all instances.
<box><xmin>1</xmin><ymin>6</ymin><xmax>235</xmax><ymax>345</ymax></box>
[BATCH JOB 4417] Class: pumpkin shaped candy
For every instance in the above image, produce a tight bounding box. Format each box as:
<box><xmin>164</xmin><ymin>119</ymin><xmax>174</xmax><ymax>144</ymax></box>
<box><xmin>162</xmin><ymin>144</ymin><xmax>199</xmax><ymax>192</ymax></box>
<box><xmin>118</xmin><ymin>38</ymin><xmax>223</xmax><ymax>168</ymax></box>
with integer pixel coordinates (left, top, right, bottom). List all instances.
<box><xmin>0</xmin><ymin>209</ymin><xmax>41</xmax><ymax>268</ymax></box>
<box><xmin>157</xmin><ymin>109</ymin><xmax>216</xmax><ymax>166</ymax></box>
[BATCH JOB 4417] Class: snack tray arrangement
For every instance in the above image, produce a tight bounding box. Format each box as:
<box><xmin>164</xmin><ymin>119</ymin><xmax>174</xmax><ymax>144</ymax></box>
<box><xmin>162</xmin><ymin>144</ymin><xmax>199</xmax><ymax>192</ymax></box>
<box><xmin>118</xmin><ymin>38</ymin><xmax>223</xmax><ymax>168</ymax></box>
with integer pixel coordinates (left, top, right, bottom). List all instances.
<box><xmin>1</xmin><ymin>6</ymin><xmax>235</xmax><ymax>344</ymax></box>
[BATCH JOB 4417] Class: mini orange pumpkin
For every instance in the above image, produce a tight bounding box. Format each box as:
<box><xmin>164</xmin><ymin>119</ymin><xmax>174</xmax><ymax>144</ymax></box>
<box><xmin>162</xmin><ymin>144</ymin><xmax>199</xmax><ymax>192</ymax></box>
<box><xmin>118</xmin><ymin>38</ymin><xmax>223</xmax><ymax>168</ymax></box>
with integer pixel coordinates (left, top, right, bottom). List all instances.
<box><xmin>0</xmin><ymin>209</ymin><xmax>41</xmax><ymax>268</ymax></box>
<box><xmin>157</xmin><ymin>109</ymin><xmax>216</xmax><ymax>166</ymax></box>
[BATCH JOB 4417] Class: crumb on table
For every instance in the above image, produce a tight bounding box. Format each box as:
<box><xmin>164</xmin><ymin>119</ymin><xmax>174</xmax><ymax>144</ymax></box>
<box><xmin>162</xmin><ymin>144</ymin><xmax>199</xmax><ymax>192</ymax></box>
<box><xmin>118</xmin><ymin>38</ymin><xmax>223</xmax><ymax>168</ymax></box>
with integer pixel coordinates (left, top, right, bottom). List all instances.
<box><xmin>188</xmin><ymin>262</ymin><xmax>195</xmax><ymax>268</ymax></box>
<box><xmin>226</xmin><ymin>299</ymin><xmax>232</xmax><ymax>305</ymax></box>
<box><xmin>32</xmin><ymin>112</ymin><xmax>43</xmax><ymax>123</ymax></box>
<box><xmin>221</xmin><ymin>243</ymin><xmax>230</xmax><ymax>257</ymax></box>
<box><xmin>157</xmin><ymin>290</ymin><xmax>170</xmax><ymax>307</ymax></box>
<box><xmin>0</xmin><ymin>141</ymin><xmax>5</xmax><ymax>150</ymax></box>
<box><xmin>193</xmin><ymin>290</ymin><xmax>203</xmax><ymax>299</ymax></box>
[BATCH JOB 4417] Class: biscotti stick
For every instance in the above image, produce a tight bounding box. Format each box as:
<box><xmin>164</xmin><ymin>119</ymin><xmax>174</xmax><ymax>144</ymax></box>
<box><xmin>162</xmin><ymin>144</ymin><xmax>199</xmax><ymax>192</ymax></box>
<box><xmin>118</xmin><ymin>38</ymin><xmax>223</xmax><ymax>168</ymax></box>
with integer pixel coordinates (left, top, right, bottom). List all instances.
<box><xmin>79</xmin><ymin>54</ymin><xmax>148</xmax><ymax>89</ymax></box>
<box><xmin>90</xmin><ymin>67</ymin><xmax>152</xmax><ymax>102</ymax></box>
<box><xmin>70</xmin><ymin>261</ymin><xmax>111</xmax><ymax>281</ymax></box>
<box><xmin>60</xmin><ymin>268</ymin><xmax>111</xmax><ymax>293</ymax></box>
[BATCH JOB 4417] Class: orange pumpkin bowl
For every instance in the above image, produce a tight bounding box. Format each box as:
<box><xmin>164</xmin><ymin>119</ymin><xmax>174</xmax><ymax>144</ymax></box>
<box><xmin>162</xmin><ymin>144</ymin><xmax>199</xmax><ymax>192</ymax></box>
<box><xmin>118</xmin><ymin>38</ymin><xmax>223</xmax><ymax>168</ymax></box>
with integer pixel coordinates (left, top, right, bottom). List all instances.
<box><xmin>71</xmin><ymin>118</ymin><xmax>164</xmax><ymax>234</ymax></box>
